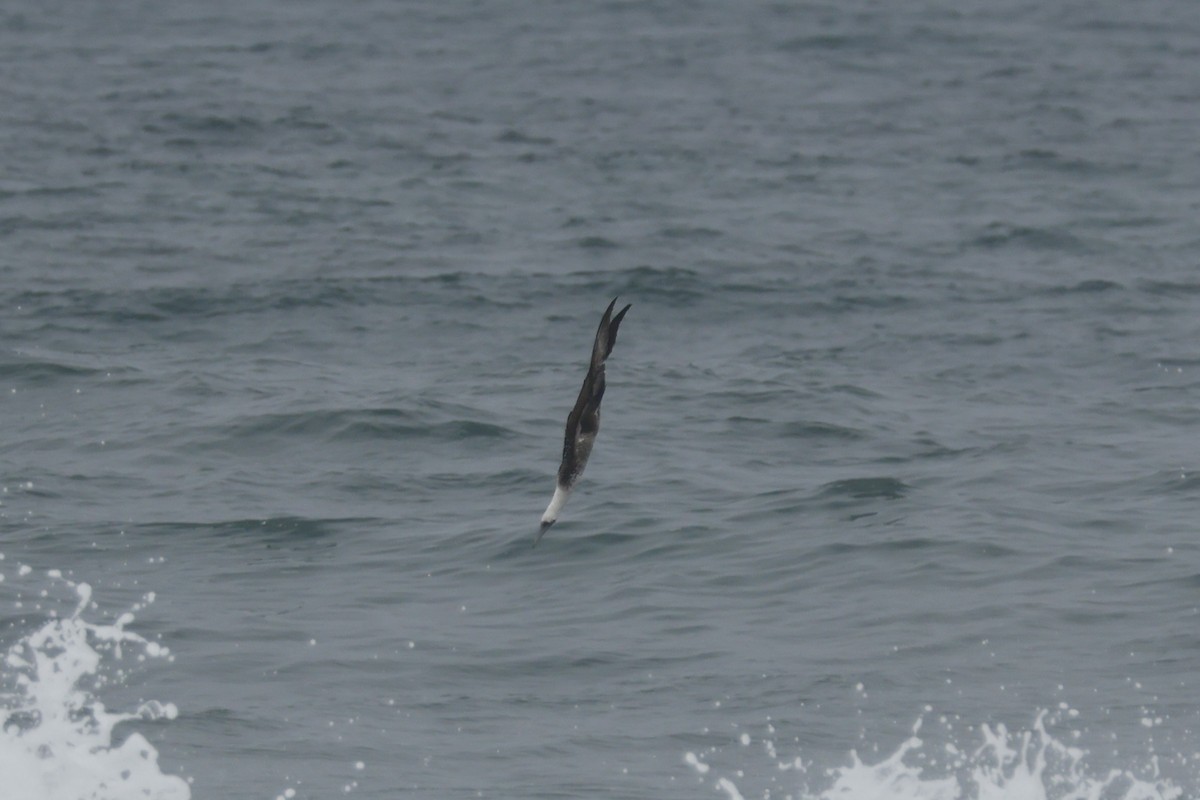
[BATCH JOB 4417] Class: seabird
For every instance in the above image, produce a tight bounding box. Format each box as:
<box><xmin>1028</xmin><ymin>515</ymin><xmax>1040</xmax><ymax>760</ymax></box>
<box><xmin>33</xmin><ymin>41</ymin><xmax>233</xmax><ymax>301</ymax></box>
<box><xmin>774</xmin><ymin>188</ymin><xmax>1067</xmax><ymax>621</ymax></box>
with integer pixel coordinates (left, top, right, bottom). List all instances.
<box><xmin>535</xmin><ymin>297</ymin><xmax>631</xmax><ymax>546</ymax></box>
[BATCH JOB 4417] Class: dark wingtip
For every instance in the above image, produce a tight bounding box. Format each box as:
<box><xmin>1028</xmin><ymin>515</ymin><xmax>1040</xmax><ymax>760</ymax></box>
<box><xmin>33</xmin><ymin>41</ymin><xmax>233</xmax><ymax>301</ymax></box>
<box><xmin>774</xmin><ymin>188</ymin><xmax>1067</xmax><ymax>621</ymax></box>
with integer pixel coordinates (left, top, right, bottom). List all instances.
<box><xmin>533</xmin><ymin>520</ymin><xmax>555</xmax><ymax>547</ymax></box>
<box><xmin>604</xmin><ymin>301</ymin><xmax>630</xmax><ymax>357</ymax></box>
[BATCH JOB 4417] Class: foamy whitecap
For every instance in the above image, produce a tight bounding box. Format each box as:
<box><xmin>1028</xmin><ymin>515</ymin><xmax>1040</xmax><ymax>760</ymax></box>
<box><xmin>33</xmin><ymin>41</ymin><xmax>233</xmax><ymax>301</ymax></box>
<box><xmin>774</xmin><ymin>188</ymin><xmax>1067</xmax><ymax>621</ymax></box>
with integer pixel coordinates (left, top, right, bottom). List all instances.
<box><xmin>0</xmin><ymin>568</ymin><xmax>190</xmax><ymax>800</ymax></box>
<box><xmin>687</xmin><ymin>710</ymin><xmax>1186</xmax><ymax>800</ymax></box>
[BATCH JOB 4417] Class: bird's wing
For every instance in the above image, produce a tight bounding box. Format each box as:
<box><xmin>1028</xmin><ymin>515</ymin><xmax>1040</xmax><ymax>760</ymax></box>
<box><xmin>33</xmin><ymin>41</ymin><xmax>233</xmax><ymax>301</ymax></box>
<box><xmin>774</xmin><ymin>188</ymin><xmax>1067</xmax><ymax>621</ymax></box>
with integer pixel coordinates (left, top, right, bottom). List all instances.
<box><xmin>556</xmin><ymin>298</ymin><xmax>631</xmax><ymax>485</ymax></box>
<box><xmin>589</xmin><ymin>298</ymin><xmax>631</xmax><ymax>374</ymax></box>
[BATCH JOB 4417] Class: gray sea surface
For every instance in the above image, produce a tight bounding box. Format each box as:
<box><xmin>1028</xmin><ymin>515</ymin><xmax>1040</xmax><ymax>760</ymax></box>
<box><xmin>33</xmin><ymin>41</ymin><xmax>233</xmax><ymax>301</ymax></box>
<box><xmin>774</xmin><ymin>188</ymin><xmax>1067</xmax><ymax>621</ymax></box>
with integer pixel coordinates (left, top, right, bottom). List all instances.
<box><xmin>3</xmin><ymin>0</ymin><xmax>1200</xmax><ymax>797</ymax></box>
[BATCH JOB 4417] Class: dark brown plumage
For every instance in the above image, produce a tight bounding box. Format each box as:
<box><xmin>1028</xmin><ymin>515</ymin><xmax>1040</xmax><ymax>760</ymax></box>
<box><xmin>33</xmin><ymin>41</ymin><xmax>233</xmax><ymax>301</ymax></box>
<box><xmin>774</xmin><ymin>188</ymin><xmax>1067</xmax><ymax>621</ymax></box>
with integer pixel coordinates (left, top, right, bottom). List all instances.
<box><xmin>536</xmin><ymin>298</ymin><xmax>631</xmax><ymax>545</ymax></box>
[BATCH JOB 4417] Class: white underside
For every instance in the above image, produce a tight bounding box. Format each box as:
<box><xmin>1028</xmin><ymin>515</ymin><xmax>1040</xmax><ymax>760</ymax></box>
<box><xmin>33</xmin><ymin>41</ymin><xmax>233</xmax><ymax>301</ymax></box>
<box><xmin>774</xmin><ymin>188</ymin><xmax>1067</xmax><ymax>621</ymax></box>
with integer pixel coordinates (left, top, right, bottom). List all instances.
<box><xmin>541</xmin><ymin>485</ymin><xmax>570</xmax><ymax>524</ymax></box>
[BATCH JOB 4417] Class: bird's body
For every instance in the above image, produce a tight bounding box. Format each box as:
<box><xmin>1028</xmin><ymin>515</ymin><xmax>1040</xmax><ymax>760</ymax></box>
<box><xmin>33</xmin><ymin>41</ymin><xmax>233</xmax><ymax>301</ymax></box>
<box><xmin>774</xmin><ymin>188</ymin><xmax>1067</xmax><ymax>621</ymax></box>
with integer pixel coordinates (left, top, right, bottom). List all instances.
<box><xmin>535</xmin><ymin>298</ymin><xmax>631</xmax><ymax>545</ymax></box>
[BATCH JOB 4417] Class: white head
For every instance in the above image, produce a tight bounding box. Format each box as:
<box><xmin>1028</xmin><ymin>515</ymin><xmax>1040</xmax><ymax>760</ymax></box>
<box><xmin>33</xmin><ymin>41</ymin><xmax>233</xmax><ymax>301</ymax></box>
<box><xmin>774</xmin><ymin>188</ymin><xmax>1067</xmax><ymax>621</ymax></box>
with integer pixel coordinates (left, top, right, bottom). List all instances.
<box><xmin>534</xmin><ymin>485</ymin><xmax>570</xmax><ymax>546</ymax></box>
<box><xmin>540</xmin><ymin>485</ymin><xmax>569</xmax><ymax>526</ymax></box>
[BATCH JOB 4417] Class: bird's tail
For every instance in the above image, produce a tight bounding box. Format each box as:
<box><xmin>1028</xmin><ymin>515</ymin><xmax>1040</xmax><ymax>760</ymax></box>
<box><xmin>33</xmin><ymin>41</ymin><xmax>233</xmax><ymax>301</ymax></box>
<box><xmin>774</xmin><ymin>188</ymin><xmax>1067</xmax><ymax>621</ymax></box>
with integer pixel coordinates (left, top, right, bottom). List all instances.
<box><xmin>591</xmin><ymin>297</ymin><xmax>632</xmax><ymax>371</ymax></box>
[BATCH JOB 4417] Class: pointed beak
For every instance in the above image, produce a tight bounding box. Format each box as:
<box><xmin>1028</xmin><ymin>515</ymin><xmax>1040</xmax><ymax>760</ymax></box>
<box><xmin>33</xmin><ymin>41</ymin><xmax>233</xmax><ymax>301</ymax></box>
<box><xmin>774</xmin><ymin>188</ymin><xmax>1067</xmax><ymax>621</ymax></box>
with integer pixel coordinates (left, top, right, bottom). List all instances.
<box><xmin>533</xmin><ymin>520</ymin><xmax>555</xmax><ymax>547</ymax></box>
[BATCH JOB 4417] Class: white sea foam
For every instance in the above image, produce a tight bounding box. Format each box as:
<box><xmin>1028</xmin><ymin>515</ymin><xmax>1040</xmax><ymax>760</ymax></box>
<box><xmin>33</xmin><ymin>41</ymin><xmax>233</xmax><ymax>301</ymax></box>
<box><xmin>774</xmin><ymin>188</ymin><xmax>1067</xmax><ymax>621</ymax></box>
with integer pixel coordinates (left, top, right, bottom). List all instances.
<box><xmin>687</xmin><ymin>709</ymin><xmax>1186</xmax><ymax>800</ymax></box>
<box><xmin>0</xmin><ymin>567</ymin><xmax>189</xmax><ymax>800</ymax></box>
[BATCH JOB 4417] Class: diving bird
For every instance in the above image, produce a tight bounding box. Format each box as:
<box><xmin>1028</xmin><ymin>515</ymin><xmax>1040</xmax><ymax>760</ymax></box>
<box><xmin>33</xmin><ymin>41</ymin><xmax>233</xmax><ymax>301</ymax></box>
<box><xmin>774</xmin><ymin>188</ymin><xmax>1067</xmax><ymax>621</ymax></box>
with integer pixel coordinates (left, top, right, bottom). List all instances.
<box><xmin>535</xmin><ymin>297</ymin><xmax>631</xmax><ymax>546</ymax></box>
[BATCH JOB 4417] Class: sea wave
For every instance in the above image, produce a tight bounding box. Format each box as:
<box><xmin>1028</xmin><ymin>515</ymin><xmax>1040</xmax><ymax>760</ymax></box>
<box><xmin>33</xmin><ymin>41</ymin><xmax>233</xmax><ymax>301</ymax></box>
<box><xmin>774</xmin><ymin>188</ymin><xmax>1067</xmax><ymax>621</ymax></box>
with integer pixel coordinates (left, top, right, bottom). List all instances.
<box><xmin>685</xmin><ymin>708</ymin><xmax>1185</xmax><ymax>800</ymax></box>
<box><xmin>0</xmin><ymin>565</ymin><xmax>188</xmax><ymax>800</ymax></box>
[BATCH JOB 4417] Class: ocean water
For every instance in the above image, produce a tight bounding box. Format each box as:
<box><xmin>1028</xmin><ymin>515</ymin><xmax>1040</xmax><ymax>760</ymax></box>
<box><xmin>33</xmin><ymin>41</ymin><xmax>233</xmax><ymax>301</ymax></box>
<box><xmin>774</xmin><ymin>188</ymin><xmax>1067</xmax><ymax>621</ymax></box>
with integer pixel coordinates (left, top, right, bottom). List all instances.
<box><xmin>3</xmin><ymin>0</ymin><xmax>1200</xmax><ymax>797</ymax></box>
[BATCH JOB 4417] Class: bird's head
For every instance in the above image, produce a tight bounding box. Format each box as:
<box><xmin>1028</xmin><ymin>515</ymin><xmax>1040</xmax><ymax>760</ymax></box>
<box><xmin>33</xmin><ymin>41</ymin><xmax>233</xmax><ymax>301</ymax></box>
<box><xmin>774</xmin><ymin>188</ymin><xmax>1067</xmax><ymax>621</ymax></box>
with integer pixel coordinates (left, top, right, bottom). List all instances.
<box><xmin>533</xmin><ymin>519</ymin><xmax>555</xmax><ymax>547</ymax></box>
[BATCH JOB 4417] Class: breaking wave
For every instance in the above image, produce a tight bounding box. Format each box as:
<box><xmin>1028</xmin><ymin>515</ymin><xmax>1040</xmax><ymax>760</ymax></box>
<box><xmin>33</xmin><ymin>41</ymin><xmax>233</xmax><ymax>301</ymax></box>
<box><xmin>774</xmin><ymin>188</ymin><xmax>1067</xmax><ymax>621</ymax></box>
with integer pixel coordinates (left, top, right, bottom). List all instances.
<box><xmin>0</xmin><ymin>563</ymin><xmax>189</xmax><ymax>800</ymax></box>
<box><xmin>685</xmin><ymin>708</ymin><xmax>1185</xmax><ymax>800</ymax></box>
